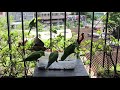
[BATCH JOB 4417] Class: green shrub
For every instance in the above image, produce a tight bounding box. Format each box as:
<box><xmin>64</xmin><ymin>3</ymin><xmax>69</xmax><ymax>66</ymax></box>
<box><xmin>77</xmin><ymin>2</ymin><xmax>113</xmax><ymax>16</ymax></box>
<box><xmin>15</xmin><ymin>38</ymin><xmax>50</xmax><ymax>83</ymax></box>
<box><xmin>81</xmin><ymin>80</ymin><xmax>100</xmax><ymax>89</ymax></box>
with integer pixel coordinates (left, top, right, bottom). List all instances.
<box><xmin>84</xmin><ymin>60</ymin><xmax>90</xmax><ymax>65</ymax></box>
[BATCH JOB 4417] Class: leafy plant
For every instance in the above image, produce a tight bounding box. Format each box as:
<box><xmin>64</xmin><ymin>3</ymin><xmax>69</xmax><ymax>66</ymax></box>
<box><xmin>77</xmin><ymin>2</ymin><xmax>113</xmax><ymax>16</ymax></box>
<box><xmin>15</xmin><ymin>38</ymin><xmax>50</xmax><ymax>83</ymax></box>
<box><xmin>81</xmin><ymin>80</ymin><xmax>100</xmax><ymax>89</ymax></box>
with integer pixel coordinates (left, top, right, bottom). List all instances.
<box><xmin>102</xmin><ymin>12</ymin><xmax>120</xmax><ymax>39</ymax></box>
<box><xmin>84</xmin><ymin>60</ymin><xmax>90</xmax><ymax>65</ymax></box>
<box><xmin>97</xmin><ymin>64</ymin><xmax>120</xmax><ymax>78</ymax></box>
<box><xmin>0</xmin><ymin>17</ymin><xmax>36</xmax><ymax>77</ymax></box>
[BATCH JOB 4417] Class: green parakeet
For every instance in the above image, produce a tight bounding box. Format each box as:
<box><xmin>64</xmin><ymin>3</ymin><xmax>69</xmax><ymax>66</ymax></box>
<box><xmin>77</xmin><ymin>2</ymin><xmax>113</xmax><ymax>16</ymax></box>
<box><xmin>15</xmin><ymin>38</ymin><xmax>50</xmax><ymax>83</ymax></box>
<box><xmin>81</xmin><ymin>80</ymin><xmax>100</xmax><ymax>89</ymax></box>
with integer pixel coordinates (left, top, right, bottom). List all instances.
<box><xmin>28</xmin><ymin>18</ymin><xmax>36</xmax><ymax>35</ymax></box>
<box><xmin>29</xmin><ymin>37</ymin><xmax>47</xmax><ymax>51</ymax></box>
<box><xmin>61</xmin><ymin>43</ymin><xmax>77</xmax><ymax>61</ymax></box>
<box><xmin>24</xmin><ymin>50</ymin><xmax>45</xmax><ymax>61</ymax></box>
<box><xmin>28</xmin><ymin>17</ymin><xmax>41</xmax><ymax>35</ymax></box>
<box><xmin>34</xmin><ymin>37</ymin><xmax>44</xmax><ymax>47</ymax></box>
<box><xmin>60</xmin><ymin>33</ymin><xmax>85</xmax><ymax>61</ymax></box>
<box><xmin>46</xmin><ymin>51</ymin><xmax>59</xmax><ymax>69</ymax></box>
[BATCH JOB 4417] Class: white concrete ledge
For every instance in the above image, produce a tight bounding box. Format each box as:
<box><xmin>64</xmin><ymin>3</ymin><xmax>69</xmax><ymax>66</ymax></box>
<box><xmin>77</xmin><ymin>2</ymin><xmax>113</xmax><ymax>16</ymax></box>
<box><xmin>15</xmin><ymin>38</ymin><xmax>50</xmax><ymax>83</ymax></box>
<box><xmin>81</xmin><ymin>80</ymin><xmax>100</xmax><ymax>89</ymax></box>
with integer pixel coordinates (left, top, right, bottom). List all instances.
<box><xmin>37</xmin><ymin>59</ymin><xmax>77</xmax><ymax>70</ymax></box>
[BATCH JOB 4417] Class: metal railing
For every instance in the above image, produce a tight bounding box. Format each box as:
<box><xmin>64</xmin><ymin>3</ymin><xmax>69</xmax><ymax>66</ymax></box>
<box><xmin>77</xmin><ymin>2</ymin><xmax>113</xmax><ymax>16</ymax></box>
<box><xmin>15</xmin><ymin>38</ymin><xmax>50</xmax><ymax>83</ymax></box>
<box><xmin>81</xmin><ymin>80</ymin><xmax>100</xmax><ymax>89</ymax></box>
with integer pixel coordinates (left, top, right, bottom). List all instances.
<box><xmin>1</xmin><ymin>12</ymin><xmax>120</xmax><ymax>78</ymax></box>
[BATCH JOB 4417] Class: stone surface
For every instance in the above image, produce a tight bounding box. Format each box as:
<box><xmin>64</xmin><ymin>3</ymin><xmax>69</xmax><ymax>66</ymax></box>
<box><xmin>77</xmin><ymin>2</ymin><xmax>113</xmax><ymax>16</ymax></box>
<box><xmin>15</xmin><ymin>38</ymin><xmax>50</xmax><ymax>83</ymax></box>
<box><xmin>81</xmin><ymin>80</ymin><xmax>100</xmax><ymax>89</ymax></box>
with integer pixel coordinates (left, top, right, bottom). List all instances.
<box><xmin>37</xmin><ymin>59</ymin><xmax>77</xmax><ymax>70</ymax></box>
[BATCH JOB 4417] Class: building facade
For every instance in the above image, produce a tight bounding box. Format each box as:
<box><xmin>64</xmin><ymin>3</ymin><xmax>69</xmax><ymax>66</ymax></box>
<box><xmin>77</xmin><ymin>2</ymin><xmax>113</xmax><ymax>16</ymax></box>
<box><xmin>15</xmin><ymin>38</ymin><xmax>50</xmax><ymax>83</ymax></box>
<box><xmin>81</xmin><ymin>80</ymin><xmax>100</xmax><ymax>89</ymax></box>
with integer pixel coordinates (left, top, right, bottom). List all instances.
<box><xmin>9</xmin><ymin>12</ymin><xmax>34</xmax><ymax>21</ymax></box>
<box><xmin>8</xmin><ymin>12</ymin><xmax>71</xmax><ymax>25</ymax></box>
<box><xmin>37</xmin><ymin>12</ymin><xmax>71</xmax><ymax>25</ymax></box>
<box><xmin>0</xmin><ymin>12</ymin><xmax>6</xmax><ymax>17</ymax></box>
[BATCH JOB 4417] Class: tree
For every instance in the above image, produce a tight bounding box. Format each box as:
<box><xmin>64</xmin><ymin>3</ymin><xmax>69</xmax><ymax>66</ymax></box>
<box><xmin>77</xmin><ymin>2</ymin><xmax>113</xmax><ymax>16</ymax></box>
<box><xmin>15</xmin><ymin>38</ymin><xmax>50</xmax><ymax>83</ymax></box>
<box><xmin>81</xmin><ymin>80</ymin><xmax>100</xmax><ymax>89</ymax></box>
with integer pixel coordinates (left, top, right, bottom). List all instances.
<box><xmin>103</xmin><ymin>12</ymin><xmax>120</xmax><ymax>39</ymax></box>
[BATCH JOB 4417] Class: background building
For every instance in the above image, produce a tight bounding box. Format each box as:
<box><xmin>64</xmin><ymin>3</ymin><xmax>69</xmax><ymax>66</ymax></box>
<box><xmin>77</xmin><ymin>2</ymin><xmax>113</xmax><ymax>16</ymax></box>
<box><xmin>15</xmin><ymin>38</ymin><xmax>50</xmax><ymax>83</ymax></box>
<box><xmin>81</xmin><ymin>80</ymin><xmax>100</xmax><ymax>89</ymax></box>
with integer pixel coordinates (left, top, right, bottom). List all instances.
<box><xmin>9</xmin><ymin>12</ymin><xmax>34</xmax><ymax>21</ymax></box>
<box><xmin>0</xmin><ymin>12</ymin><xmax>6</xmax><ymax>17</ymax></box>
<box><xmin>37</xmin><ymin>12</ymin><xmax>71</xmax><ymax>25</ymax></box>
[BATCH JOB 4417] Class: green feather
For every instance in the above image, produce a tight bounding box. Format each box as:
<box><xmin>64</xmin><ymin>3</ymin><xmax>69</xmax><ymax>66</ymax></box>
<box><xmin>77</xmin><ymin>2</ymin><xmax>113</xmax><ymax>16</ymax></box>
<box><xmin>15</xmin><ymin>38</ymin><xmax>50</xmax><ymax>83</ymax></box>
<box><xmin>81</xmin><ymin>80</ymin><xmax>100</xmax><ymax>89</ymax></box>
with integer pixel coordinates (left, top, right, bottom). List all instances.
<box><xmin>46</xmin><ymin>51</ymin><xmax>59</xmax><ymax>69</ymax></box>
<box><xmin>28</xmin><ymin>18</ymin><xmax>35</xmax><ymax>35</ymax></box>
<box><xmin>24</xmin><ymin>50</ymin><xmax>45</xmax><ymax>61</ymax></box>
<box><xmin>61</xmin><ymin>43</ymin><xmax>76</xmax><ymax>61</ymax></box>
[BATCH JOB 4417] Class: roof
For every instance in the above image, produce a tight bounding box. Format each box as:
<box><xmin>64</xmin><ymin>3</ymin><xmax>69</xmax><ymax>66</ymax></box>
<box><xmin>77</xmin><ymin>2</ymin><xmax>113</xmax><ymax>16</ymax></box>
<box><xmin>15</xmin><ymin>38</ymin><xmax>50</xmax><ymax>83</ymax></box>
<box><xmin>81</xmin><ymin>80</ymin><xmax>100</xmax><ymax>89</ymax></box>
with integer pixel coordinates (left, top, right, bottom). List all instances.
<box><xmin>40</xmin><ymin>15</ymin><xmax>65</xmax><ymax>20</ymax></box>
<box><xmin>43</xmin><ymin>20</ymin><xmax>63</xmax><ymax>23</ymax></box>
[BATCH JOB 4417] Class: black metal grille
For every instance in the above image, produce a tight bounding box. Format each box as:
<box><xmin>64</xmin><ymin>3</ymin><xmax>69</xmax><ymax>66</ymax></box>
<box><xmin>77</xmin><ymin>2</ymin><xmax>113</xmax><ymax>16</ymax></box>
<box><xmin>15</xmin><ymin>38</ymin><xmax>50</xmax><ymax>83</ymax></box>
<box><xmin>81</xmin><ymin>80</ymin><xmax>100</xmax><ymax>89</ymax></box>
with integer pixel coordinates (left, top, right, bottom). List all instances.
<box><xmin>0</xmin><ymin>12</ymin><xmax>120</xmax><ymax>78</ymax></box>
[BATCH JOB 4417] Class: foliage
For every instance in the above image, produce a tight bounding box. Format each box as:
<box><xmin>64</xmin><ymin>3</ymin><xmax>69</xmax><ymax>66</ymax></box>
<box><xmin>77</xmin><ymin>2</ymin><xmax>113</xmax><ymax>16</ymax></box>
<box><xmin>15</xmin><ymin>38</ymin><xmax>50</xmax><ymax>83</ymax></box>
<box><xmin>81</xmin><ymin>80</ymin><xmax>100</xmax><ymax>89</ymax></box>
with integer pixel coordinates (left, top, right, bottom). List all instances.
<box><xmin>51</xmin><ymin>26</ymin><xmax>59</xmax><ymax>34</ymax></box>
<box><xmin>111</xmin><ymin>26</ymin><xmax>120</xmax><ymax>39</ymax></box>
<box><xmin>110</xmin><ymin>64</ymin><xmax>120</xmax><ymax>72</ymax></box>
<box><xmin>86</xmin><ymin>18</ymin><xmax>92</xmax><ymax>24</ymax></box>
<box><xmin>0</xmin><ymin>28</ymin><xmax>36</xmax><ymax>77</ymax></box>
<box><xmin>97</xmin><ymin>64</ymin><xmax>120</xmax><ymax>78</ymax></box>
<box><xmin>84</xmin><ymin>60</ymin><xmax>90</xmax><ymax>65</ymax></box>
<box><xmin>80</xmin><ymin>38</ymin><xmax>105</xmax><ymax>57</ymax></box>
<box><xmin>38</xmin><ymin>22</ymin><xmax>44</xmax><ymax>32</ymax></box>
<box><xmin>103</xmin><ymin>12</ymin><xmax>120</xmax><ymax>28</ymax></box>
<box><xmin>43</xmin><ymin>33</ymin><xmax>77</xmax><ymax>52</ymax></box>
<box><xmin>0</xmin><ymin>15</ymin><xmax>13</xmax><ymax>31</ymax></box>
<box><xmin>80</xmin><ymin>22</ymin><xmax>83</xmax><ymax>27</ymax></box>
<box><xmin>102</xmin><ymin>12</ymin><xmax>120</xmax><ymax>39</ymax></box>
<box><xmin>15</xmin><ymin>20</ymin><xmax>30</xmax><ymax>30</ymax></box>
<box><xmin>66</xmin><ymin>21</ymin><xmax>71</xmax><ymax>28</ymax></box>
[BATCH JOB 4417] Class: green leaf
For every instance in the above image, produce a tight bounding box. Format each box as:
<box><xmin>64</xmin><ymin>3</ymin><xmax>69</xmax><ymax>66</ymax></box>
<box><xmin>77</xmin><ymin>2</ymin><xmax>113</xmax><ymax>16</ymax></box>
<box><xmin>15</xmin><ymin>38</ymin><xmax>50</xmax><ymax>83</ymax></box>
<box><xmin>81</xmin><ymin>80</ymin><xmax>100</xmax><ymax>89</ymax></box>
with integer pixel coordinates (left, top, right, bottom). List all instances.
<box><xmin>84</xmin><ymin>60</ymin><xmax>90</xmax><ymax>65</ymax></box>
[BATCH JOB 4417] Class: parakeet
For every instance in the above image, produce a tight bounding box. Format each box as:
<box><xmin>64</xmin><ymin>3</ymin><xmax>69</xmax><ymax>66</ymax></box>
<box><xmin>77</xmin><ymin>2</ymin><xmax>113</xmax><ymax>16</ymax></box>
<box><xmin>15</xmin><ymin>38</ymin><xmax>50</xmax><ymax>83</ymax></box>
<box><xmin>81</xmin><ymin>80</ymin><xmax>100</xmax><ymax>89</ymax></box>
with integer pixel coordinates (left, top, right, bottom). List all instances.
<box><xmin>29</xmin><ymin>37</ymin><xmax>47</xmax><ymax>51</ymax></box>
<box><xmin>28</xmin><ymin>18</ymin><xmax>36</xmax><ymax>35</ymax></box>
<box><xmin>60</xmin><ymin>33</ymin><xmax>84</xmax><ymax>61</ymax></box>
<box><xmin>24</xmin><ymin>50</ymin><xmax>45</xmax><ymax>61</ymax></box>
<box><xmin>46</xmin><ymin>51</ymin><xmax>59</xmax><ymax>69</ymax></box>
<box><xmin>77</xmin><ymin>33</ymin><xmax>84</xmax><ymax>44</ymax></box>
<box><xmin>30</xmin><ymin>45</ymin><xmax>47</xmax><ymax>51</ymax></box>
<box><xmin>34</xmin><ymin>37</ymin><xmax>44</xmax><ymax>47</ymax></box>
<box><xmin>28</xmin><ymin>17</ymin><xmax>41</xmax><ymax>35</ymax></box>
<box><xmin>18</xmin><ymin>39</ymin><xmax>28</xmax><ymax>47</ymax></box>
<box><xmin>61</xmin><ymin>43</ymin><xmax>77</xmax><ymax>61</ymax></box>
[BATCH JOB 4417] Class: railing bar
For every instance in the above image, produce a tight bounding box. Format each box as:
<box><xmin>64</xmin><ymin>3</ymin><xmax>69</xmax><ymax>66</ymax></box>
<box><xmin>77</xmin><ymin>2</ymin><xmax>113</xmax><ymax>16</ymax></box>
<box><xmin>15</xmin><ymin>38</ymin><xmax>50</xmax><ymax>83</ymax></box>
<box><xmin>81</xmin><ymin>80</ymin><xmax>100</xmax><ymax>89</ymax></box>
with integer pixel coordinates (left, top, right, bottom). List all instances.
<box><xmin>6</xmin><ymin>12</ymin><xmax>13</xmax><ymax>76</ymax></box>
<box><xmin>89</xmin><ymin>12</ymin><xmax>94</xmax><ymax>75</ymax></box>
<box><xmin>106</xmin><ymin>55</ymin><xmax>110</xmax><ymax>75</ymax></box>
<box><xmin>36</xmin><ymin>12</ymin><xmax>38</xmax><ymax>38</ymax></box>
<box><xmin>76</xmin><ymin>12</ymin><xmax>81</xmax><ymax>59</ymax></box>
<box><xmin>64</xmin><ymin>12</ymin><xmax>66</xmax><ymax>50</ymax></box>
<box><xmin>50</xmin><ymin>12</ymin><xmax>52</xmax><ymax>52</ymax></box>
<box><xmin>21</xmin><ymin>12</ymin><xmax>27</xmax><ymax>77</ymax></box>
<box><xmin>77</xmin><ymin>12</ymin><xmax>80</xmax><ymax>43</ymax></box>
<box><xmin>103</xmin><ymin>12</ymin><xmax>109</xmax><ymax>68</ymax></box>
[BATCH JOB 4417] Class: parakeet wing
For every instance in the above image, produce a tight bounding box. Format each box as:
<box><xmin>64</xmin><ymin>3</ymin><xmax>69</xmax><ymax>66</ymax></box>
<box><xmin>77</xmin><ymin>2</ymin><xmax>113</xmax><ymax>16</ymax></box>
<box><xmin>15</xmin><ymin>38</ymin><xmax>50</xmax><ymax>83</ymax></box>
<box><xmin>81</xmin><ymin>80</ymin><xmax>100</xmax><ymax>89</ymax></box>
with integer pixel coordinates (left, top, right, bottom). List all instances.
<box><xmin>46</xmin><ymin>51</ymin><xmax>59</xmax><ymax>69</ymax></box>
<box><xmin>24</xmin><ymin>50</ymin><xmax>45</xmax><ymax>61</ymax></box>
<box><xmin>61</xmin><ymin>43</ymin><xmax>76</xmax><ymax>61</ymax></box>
<box><xmin>28</xmin><ymin>18</ymin><xmax>35</xmax><ymax>35</ymax></box>
<box><xmin>34</xmin><ymin>37</ymin><xmax>44</xmax><ymax>47</ymax></box>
